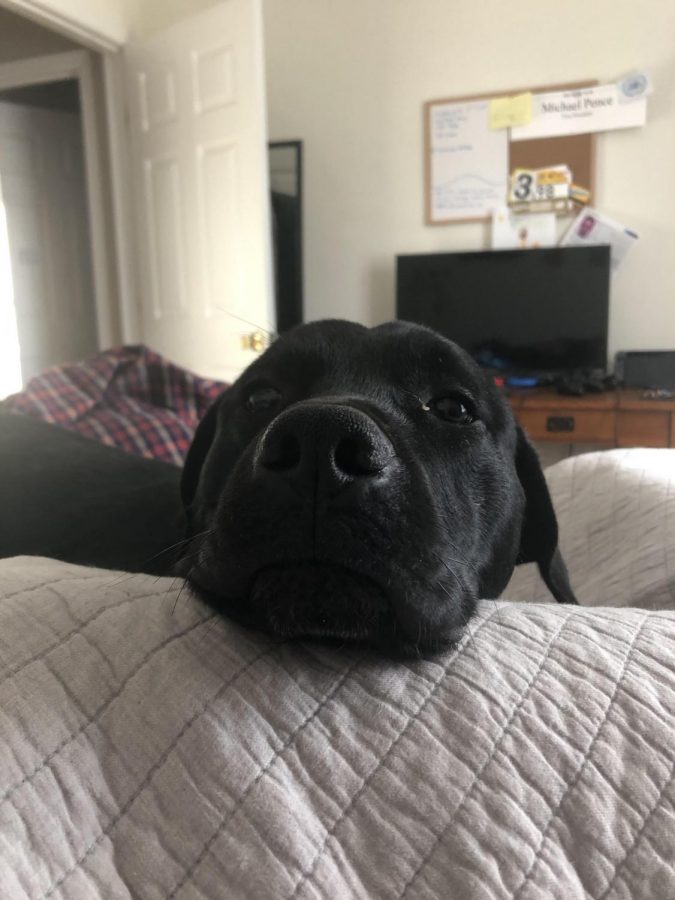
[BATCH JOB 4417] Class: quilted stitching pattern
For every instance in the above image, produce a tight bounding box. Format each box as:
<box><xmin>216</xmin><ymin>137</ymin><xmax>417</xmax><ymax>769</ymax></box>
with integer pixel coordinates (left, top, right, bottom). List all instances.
<box><xmin>1</xmin><ymin>563</ymin><xmax>673</xmax><ymax>899</ymax></box>
<box><xmin>504</xmin><ymin>449</ymin><xmax>675</xmax><ymax>609</ymax></box>
<box><xmin>0</xmin><ymin>449</ymin><xmax>674</xmax><ymax>899</ymax></box>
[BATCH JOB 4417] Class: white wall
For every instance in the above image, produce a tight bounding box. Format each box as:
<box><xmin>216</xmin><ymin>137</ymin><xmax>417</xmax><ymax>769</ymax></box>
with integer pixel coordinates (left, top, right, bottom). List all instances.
<box><xmin>120</xmin><ymin>0</ymin><xmax>221</xmax><ymax>38</ymax></box>
<box><xmin>264</xmin><ymin>0</ymin><xmax>675</xmax><ymax>361</ymax></box>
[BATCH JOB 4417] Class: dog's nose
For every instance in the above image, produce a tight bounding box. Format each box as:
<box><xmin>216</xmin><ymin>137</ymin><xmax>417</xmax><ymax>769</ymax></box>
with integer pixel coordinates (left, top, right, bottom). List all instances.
<box><xmin>256</xmin><ymin>403</ymin><xmax>395</xmax><ymax>489</ymax></box>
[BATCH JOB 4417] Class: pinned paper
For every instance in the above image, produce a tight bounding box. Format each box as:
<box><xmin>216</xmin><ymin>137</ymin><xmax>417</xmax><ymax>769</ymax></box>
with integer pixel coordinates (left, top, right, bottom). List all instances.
<box><xmin>489</xmin><ymin>92</ymin><xmax>533</xmax><ymax>130</ymax></box>
<box><xmin>617</xmin><ymin>70</ymin><xmax>652</xmax><ymax>103</ymax></box>
<box><xmin>428</xmin><ymin>99</ymin><xmax>509</xmax><ymax>222</ymax></box>
<box><xmin>492</xmin><ymin>206</ymin><xmax>556</xmax><ymax>250</ymax></box>
<box><xmin>560</xmin><ymin>207</ymin><xmax>638</xmax><ymax>271</ymax></box>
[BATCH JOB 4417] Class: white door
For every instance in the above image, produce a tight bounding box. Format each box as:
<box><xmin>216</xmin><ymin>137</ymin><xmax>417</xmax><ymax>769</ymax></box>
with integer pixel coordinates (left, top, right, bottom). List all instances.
<box><xmin>125</xmin><ymin>0</ymin><xmax>273</xmax><ymax>382</ymax></box>
<box><xmin>0</xmin><ymin>101</ymin><xmax>98</xmax><ymax>385</ymax></box>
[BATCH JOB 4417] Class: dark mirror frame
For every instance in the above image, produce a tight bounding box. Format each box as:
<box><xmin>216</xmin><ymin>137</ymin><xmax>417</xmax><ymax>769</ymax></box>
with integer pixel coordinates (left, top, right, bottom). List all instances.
<box><xmin>269</xmin><ymin>140</ymin><xmax>303</xmax><ymax>332</ymax></box>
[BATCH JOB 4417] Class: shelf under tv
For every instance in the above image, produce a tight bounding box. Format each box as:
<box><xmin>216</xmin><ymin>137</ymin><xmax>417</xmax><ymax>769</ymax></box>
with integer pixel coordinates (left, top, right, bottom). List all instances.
<box><xmin>508</xmin><ymin>388</ymin><xmax>675</xmax><ymax>447</ymax></box>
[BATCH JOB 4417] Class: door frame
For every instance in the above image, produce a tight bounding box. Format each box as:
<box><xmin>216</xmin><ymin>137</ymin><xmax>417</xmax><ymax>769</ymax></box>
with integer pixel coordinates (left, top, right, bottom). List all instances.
<box><xmin>0</xmin><ymin>0</ymin><xmax>124</xmax><ymax>52</ymax></box>
<box><xmin>101</xmin><ymin>51</ymin><xmax>139</xmax><ymax>343</ymax></box>
<box><xmin>0</xmin><ymin>49</ymin><xmax>118</xmax><ymax>347</ymax></box>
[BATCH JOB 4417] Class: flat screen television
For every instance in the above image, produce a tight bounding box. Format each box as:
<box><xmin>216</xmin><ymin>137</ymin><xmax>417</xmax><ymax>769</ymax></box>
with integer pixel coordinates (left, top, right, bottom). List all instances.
<box><xmin>396</xmin><ymin>246</ymin><xmax>611</xmax><ymax>374</ymax></box>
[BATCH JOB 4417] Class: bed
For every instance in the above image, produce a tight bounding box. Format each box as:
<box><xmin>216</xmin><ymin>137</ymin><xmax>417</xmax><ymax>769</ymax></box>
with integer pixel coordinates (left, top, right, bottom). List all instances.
<box><xmin>1</xmin><ymin>345</ymin><xmax>225</xmax><ymax>467</ymax></box>
<box><xmin>1</xmin><ymin>448</ymin><xmax>674</xmax><ymax>899</ymax></box>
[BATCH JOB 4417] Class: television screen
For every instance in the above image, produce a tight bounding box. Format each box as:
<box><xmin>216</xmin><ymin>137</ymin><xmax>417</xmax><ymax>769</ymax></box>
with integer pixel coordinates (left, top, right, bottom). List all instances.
<box><xmin>396</xmin><ymin>246</ymin><xmax>611</xmax><ymax>374</ymax></box>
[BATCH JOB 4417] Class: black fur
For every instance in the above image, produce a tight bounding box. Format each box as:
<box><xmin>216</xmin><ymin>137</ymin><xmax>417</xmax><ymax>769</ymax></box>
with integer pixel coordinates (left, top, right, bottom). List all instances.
<box><xmin>179</xmin><ymin>320</ymin><xmax>577</xmax><ymax>656</ymax></box>
<box><xmin>0</xmin><ymin>320</ymin><xmax>576</xmax><ymax>656</ymax></box>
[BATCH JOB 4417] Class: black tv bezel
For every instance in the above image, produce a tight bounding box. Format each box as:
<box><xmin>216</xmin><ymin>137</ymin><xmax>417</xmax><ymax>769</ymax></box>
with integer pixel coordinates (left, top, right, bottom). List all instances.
<box><xmin>395</xmin><ymin>245</ymin><xmax>611</xmax><ymax>375</ymax></box>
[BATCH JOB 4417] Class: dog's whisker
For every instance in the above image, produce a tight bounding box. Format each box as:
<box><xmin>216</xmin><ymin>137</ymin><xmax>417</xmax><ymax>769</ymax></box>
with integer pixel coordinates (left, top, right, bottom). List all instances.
<box><xmin>431</xmin><ymin>550</ymin><xmax>498</xmax><ymax>672</ymax></box>
<box><xmin>103</xmin><ymin>570</ymin><xmax>145</xmax><ymax>590</ymax></box>
<box><xmin>430</xmin><ymin>549</ymin><xmax>465</xmax><ymax>592</ymax></box>
<box><xmin>169</xmin><ymin>545</ymin><xmax>207</xmax><ymax>571</ymax></box>
<box><xmin>145</xmin><ymin>530</ymin><xmax>212</xmax><ymax>564</ymax></box>
<box><xmin>172</xmin><ymin>570</ymin><xmax>192</xmax><ymax>615</ymax></box>
<box><xmin>432</xmin><ymin>546</ymin><xmax>504</xmax><ymax>630</ymax></box>
<box><xmin>211</xmin><ymin>305</ymin><xmax>276</xmax><ymax>338</ymax></box>
<box><xmin>464</xmin><ymin>615</ymin><xmax>485</xmax><ymax>675</ymax></box>
<box><xmin>201</xmin><ymin>614</ymin><xmax>224</xmax><ymax>645</ymax></box>
<box><xmin>161</xmin><ymin>574</ymin><xmax>183</xmax><ymax>610</ymax></box>
<box><xmin>99</xmin><ymin>530</ymin><xmax>214</xmax><ymax>594</ymax></box>
<box><xmin>435</xmin><ymin>539</ymin><xmax>483</xmax><ymax>579</ymax></box>
<box><xmin>432</xmin><ymin>568</ymin><xmax>486</xmax><ymax>674</ymax></box>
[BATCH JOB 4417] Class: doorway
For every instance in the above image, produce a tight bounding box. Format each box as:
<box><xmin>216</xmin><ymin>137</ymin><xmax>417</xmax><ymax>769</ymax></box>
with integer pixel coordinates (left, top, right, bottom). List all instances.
<box><xmin>0</xmin><ymin>5</ymin><xmax>118</xmax><ymax>399</ymax></box>
<box><xmin>0</xmin><ymin>78</ymin><xmax>98</xmax><ymax>387</ymax></box>
<box><xmin>0</xmin><ymin>0</ymin><xmax>273</xmax><ymax>388</ymax></box>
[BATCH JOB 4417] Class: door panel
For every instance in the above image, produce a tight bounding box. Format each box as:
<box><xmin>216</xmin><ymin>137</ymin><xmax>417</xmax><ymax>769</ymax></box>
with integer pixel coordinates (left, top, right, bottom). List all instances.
<box><xmin>144</xmin><ymin>155</ymin><xmax>187</xmax><ymax>316</ymax></box>
<box><xmin>125</xmin><ymin>0</ymin><xmax>273</xmax><ymax>382</ymax></box>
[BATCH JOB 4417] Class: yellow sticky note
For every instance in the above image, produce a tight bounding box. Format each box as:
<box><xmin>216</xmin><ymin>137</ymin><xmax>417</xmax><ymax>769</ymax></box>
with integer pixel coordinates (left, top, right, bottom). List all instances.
<box><xmin>489</xmin><ymin>92</ymin><xmax>533</xmax><ymax>130</ymax></box>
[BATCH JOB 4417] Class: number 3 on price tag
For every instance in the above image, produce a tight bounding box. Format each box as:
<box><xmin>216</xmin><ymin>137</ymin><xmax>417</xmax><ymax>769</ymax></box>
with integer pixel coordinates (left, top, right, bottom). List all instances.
<box><xmin>509</xmin><ymin>166</ymin><xmax>572</xmax><ymax>204</ymax></box>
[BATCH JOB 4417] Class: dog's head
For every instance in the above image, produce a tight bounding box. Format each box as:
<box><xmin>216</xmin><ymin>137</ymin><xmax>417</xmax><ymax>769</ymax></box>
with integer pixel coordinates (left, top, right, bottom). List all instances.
<box><xmin>179</xmin><ymin>320</ymin><xmax>576</xmax><ymax>657</ymax></box>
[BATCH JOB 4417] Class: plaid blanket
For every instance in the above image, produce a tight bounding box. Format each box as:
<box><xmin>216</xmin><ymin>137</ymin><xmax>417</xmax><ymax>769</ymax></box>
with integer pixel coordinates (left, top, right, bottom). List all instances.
<box><xmin>2</xmin><ymin>346</ymin><xmax>227</xmax><ymax>467</ymax></box>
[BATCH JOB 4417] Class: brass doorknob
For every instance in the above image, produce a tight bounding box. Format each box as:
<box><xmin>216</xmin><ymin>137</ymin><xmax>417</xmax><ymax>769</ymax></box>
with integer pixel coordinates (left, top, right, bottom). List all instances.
<box><xmin>241</xmin><ymin>331</ymin><xmax>267</xmax><ymax>353</ymax></box>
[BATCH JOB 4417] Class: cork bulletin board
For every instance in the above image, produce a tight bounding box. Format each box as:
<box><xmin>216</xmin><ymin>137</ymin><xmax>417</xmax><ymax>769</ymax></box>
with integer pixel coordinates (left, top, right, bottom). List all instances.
<box><xmin>424</xmin><ymin>80</ymin><xmax>597</xmax><ymax>224</ymax></box>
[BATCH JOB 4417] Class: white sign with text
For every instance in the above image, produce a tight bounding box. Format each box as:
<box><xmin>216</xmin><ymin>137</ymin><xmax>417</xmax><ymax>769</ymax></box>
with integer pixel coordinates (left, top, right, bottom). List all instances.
<box><xmin>511</xmin><ymin>84</ymin><xmax>647</xmax><ymax>141</ymax></box>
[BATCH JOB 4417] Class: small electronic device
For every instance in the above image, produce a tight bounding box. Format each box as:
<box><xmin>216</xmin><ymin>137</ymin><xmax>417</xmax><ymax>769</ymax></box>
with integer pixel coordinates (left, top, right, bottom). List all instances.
<box><xmin>615</xmin><ymin>351</ymin><xmax>675</xmax><ymax>390</ymax></box>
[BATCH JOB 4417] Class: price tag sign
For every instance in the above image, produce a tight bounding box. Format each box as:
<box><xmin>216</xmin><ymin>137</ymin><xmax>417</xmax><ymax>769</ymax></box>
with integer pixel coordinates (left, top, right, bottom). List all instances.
<box><xmin>509</xmin><ymin>166</ymin><xmax>572</xmax><ymax>204</ymax></box>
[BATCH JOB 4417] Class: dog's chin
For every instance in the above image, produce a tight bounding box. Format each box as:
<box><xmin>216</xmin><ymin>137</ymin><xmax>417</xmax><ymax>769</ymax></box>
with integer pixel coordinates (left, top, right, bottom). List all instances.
<box><xmin>248</xmin><ymin>562</ymin><xmax>388</xmax><ymax>645</ymax></box>
<box><xmin>187</xmin><ymin>559</ymin><xmax>465</xmax><ymax>659</ymax></box>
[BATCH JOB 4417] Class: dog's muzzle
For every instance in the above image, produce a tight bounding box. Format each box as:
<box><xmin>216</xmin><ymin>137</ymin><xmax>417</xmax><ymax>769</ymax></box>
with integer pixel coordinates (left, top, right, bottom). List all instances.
<box><xmin>186</xmin><ymin>398</ymin><xmax>470</xmax><ymax>656</ymax></box>
<box><xmin>232</xmin><ymin>401</ymin><xmax>401</xmax><ymax>642</ymax></box>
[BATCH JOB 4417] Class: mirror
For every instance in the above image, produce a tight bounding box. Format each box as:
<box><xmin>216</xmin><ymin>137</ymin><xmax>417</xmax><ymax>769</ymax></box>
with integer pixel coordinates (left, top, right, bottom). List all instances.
<box><xmin>269</xmin><ymin>140</ymin><xmax>303</xmax><ymax>332</ymax></box>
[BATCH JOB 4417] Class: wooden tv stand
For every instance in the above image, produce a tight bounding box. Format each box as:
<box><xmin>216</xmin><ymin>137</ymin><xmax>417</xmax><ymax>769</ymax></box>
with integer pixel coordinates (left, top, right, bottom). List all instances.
<box><xmin>508</xmin><ymin>388</ymin><xmax>675</xmax><ymax>448</ymax></box>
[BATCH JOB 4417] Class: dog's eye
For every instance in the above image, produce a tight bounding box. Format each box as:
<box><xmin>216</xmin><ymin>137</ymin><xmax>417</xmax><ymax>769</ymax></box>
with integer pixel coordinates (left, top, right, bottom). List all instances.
<box><xmin>427</xmin><ymin>395</ymin><xmax>474</xmax><ymax>423</ymax></box>
<box><xmin>245</xmin><ymin>386</ymin><xmax>281</xmax><ymax>412</ymax></box>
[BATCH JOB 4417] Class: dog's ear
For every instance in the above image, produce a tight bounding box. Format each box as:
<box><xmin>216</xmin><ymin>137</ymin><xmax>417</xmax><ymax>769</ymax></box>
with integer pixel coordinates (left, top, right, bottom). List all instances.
<box><xmin>515</xmin><ymin>426</ymin><xmax>578</xmax><ymax>605</ymax></box>
<box><xmin>181</xmin><ymin>396</ymin><xmax>223</xmax><ymax>512</ymax></box>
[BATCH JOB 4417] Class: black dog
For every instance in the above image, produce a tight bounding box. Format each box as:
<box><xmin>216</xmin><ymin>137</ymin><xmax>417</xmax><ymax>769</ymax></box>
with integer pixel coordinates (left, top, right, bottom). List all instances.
<box><xmin>0</xmin><ymin>320</ymin><xmax>576</xmax><ymax>656</ymax></box>
<box><xmin>178</xmin><ymin>319</ymin><xmax>576</xmax><ymax>656</ymax></box>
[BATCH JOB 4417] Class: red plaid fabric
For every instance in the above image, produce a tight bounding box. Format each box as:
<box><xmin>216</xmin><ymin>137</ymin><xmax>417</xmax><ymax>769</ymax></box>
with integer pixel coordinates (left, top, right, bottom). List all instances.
<box><xmin>2</xmin><ymin>346</ymin><xmax>227</xmax><ymax>467</ymax></box>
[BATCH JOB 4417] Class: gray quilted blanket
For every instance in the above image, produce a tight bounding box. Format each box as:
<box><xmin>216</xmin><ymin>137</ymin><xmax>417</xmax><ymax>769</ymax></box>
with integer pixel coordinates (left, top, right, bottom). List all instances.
<box><xmin>1</xmin><ymin>449</ymin><xmax>674</xmax><ymax>899</ymax></box>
